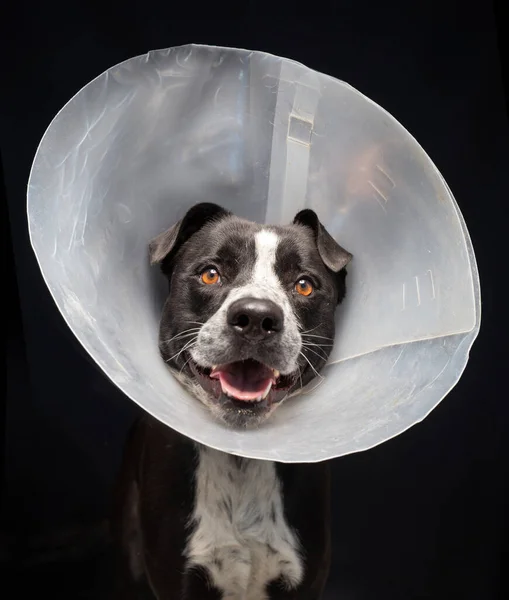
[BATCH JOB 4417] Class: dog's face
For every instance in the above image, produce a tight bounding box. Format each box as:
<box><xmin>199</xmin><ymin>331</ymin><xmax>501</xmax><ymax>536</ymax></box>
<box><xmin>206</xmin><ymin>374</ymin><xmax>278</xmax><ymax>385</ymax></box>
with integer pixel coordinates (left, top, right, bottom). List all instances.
<box><xmin>150</xmin><ymin>203</ymin><xmax>352</xmax><ymax>428</ymax></box>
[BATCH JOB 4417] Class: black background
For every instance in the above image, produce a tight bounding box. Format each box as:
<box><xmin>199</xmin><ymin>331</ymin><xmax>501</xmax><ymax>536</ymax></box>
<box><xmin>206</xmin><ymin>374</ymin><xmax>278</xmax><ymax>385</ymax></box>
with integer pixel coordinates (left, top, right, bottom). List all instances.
<box><xmin>2</xmin><ymin>2</ymin><xmax>508</xmax><ymax>598</ymax></box>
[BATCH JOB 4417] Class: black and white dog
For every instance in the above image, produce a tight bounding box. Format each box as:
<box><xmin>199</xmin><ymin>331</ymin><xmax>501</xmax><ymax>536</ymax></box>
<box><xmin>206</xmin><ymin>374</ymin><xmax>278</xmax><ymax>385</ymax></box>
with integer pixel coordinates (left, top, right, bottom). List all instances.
<box><xmin>114</xmin><ymin>203</ymin><xmax>352</xmax><ymax>599</ymax></box>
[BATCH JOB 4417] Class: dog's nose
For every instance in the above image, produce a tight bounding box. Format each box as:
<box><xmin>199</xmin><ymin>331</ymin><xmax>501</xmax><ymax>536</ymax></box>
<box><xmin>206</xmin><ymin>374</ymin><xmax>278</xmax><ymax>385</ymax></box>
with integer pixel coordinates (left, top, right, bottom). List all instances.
<box><xmin>227</xmin><ymin>298</ymin><xmax>284</xmax><ymax>341</ymax></box>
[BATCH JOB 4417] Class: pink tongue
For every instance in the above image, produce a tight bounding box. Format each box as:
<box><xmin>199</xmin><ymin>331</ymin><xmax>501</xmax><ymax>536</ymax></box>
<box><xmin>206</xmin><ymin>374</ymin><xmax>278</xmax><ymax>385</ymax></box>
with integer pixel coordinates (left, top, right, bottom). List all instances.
<box><xmin>210</xmin><ymin>361</ymin><xmax>275</xmax><ymax>402</ymax></box>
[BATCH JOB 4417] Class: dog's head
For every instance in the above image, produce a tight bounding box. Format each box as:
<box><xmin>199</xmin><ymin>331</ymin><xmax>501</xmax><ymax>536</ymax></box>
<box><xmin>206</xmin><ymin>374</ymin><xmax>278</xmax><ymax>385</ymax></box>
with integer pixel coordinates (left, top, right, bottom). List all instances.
<box><xmin>150</xmin><ymin>203</ymin><xmax>352</xmax><ymax>428</ymax></box>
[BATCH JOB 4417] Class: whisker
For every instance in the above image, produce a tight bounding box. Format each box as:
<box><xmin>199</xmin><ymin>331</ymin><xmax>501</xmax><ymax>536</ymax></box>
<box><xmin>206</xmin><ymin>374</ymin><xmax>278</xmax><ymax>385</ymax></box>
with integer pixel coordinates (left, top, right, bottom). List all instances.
<box><xmin>302</xmin><ymin>346</ymin><xmax>329</xmax><ymax>363</ymax></box>
<box><xmin>301</xmin><ymin>376</ymin><xmax>326</xmax><ymax>396</ymax></box>
<box><xmin>302</xmin><ymin>341</ymin><xmax>334</xmax><ymax>348</ymax></box>
<box><xmin>300</xmin><ymin>325</ymin><xmax>322</xmax><ymax>335</ymax></box>
<box><xmin>165</xmin><ymin>337</ymin><xmax>197</xmax><ymax>364</ymax></box>
<box><xmin>302</xmin><ymin>346</ymin><xmax>329</xmax><ymax>362</ymax></box>
<box><xmin>179</xmin><ymin>354</ymin><xmax>194</xmax><ymax>375</ymax></box>
<box><xmin>183</xmin><ymin>320</ymin><xmax>205</xmax><ymax>326</ymax></box>
<box><xmin>302</xmin><ymin>341</ymin><xmax>331</xmax><ymax>352</ymax></box>
<box><xmin>280</xmin><ymin>390</ymin><xmax>291</xmax><ymax>405</ymax></box>
<box><xmin>299</xmin><ymin>351</ymin><xmax>324</xmax><ymax>380</ymax></box>
<box><xmin>301</xmin><ymin>333</ymin><xmax>334</xmax><ymax>341</ymax></box>
<box><xmin>162</xmin><ymin>328</ymin><xmax>201</xmax><ymax>345</ymax></box>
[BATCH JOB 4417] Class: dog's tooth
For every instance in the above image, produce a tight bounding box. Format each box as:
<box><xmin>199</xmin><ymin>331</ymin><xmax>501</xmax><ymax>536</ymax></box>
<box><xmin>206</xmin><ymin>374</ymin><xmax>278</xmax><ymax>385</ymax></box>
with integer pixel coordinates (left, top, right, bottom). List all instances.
<box><xmin>262</xmin><ymin>382</ymin><xmax>272</xmax><ymax>399</ymax></box>
<box><xmin>272</xmin><ymin>369</ymin><xmax>280</xmax><ymax>378</ymax></box>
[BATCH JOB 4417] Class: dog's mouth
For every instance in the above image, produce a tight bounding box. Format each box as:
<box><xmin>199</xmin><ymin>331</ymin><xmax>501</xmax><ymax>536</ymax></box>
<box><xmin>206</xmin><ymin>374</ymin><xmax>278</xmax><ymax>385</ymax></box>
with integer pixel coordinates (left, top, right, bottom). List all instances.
<box><xmin>189</xmin><ymin>357</ymin><xmax>297</xmax><ymax>407</ymax></box>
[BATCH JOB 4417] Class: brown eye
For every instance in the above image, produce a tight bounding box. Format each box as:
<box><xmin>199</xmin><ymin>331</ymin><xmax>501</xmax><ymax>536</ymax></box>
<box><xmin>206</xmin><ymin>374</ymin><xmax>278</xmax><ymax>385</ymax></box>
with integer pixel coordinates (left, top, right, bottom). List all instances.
<box><xmin>295</xmin><ymin>278</ymin><xmax>313</xmax><ymax>297</ymax></box>
<box><xmin>201</xmin><ymin>267</ymin><xmax>220</xmax><ymax>285</ymax></box>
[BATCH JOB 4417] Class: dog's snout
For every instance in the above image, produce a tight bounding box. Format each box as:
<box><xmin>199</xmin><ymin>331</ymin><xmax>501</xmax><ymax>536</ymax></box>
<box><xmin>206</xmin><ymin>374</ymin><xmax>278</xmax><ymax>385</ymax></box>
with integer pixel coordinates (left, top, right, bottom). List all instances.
<box><xmin>227</xmin><ymin>298</ymin><xmax>284</xmax><ymax>341</ymax></box>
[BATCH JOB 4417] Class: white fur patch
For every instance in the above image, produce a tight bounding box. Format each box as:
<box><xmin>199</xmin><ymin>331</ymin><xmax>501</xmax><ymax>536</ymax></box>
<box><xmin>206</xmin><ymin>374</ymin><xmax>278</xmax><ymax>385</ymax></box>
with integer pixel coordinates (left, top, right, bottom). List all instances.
<box><xmin>251</xmin><ymin>230</ymin><xmax>283</xmax><ymax>291</ymax></box>
<box><xmin>185</xmin><ymin>447</ymin><xmax>304</xmax><ymax>599</ymax></box>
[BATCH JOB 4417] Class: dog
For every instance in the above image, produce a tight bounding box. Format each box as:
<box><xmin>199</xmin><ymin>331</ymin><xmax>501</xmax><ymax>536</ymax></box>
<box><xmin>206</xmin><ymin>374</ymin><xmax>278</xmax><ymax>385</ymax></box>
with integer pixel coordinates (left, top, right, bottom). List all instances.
<box><xmin>113</xmin><ymin>203</ymin><xmax>352</xmax><ymax>599</ymax></box>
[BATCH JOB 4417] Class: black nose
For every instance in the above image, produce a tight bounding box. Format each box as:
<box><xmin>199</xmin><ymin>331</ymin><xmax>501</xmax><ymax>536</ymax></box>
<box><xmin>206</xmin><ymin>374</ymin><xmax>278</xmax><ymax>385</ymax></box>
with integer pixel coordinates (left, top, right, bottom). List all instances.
<box><xmin>227</xmin><ymin>298</ymin><xmax>284</xmax><ymax>341</ymax></box>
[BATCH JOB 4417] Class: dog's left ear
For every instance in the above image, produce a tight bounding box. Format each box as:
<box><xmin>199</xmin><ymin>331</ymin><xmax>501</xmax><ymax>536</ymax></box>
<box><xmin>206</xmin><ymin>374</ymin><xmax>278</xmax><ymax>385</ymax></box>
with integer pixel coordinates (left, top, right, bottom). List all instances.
<box><xmin>293</xmin><ymin>209</ymin><xmax>352</xmax><ymax>272</ymax></box>
<box><xmin>150</xmin><ymin>203</ymin><xmax>230</xmax><ymax>274</ymax></box>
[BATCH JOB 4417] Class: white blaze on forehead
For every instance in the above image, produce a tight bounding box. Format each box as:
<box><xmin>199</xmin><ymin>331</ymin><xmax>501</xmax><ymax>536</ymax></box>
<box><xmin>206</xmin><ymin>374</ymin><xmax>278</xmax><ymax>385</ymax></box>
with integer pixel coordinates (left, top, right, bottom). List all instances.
<box><xmin>252</xmin><ymin>229</ymin><xmax>281</xmax><ymax>290</ymax></box>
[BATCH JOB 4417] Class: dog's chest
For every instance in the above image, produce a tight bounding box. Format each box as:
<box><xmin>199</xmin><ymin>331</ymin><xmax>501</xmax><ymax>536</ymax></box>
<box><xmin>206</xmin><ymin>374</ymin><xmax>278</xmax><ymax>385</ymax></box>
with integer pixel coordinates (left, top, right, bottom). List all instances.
<box><xmin>185</xmin><ymin>447</ymin><xmax>303</xmax><ymax>599</ymax></box>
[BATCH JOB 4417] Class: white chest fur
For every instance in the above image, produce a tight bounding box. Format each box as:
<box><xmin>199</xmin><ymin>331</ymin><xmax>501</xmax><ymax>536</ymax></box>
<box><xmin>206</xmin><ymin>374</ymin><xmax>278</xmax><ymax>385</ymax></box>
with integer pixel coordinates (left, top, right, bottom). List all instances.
<box><xmin>185</xmin><ymin>446</ymin><xmax>304</xmax><ymax>600</ymax></box>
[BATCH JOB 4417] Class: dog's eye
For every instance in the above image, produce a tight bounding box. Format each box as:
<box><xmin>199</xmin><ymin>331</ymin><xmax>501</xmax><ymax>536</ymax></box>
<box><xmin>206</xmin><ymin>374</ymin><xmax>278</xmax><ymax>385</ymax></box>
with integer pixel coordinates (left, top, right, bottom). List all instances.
<box><xmin>295</xmin><ymin>278</ymin><xmax>313</xmax><ymax>297</ymax></box>
<box><xmin>201</xmin><ymin>267</ymin><xmax>220</xmax><ymax>285</ymax></box>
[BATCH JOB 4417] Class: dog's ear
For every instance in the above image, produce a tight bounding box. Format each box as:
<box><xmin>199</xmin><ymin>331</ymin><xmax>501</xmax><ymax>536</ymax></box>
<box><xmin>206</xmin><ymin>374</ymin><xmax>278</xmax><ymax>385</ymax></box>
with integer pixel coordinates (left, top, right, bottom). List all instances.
<box><xmin>150</xmin><ymin>203</ymin><xmax>230</xmax><ymax>273</ymax></box>
<box><xmin>293</xmin><ymin>209</ymin><xmax>352</xmax><ymax>272</ymax></box>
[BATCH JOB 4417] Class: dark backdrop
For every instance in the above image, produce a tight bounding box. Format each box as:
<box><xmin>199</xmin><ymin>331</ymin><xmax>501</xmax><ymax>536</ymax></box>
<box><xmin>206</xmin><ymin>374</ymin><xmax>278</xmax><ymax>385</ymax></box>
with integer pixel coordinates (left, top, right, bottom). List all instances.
<box><xmin>2</xmin><ymin>2</ymin><xmax>507</xmax><ymax>598</ymax></box>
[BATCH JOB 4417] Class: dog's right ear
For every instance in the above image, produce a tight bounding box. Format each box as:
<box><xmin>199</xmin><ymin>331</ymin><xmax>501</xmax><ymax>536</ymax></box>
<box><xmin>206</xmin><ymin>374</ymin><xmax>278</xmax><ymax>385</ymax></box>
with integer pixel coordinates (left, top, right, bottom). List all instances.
<box><xmin>149</xmin><ymin>203</ymin><xmax>230</xmax><ymax>274</ymax></box>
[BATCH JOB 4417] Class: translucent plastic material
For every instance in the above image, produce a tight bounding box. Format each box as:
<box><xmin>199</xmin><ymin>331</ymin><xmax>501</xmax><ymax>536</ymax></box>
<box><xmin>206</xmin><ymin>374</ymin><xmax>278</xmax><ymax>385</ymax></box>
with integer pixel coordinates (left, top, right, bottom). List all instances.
<box><xmin>27</xmin><ymin>45</ymin><xmax>480</xmax><ymax>462</ymax></box>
